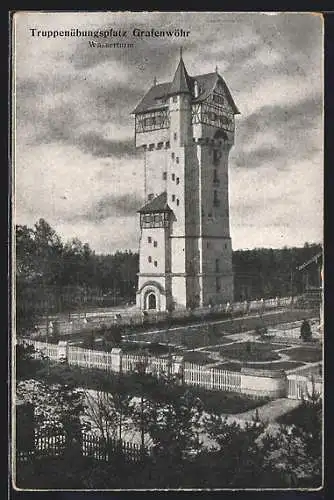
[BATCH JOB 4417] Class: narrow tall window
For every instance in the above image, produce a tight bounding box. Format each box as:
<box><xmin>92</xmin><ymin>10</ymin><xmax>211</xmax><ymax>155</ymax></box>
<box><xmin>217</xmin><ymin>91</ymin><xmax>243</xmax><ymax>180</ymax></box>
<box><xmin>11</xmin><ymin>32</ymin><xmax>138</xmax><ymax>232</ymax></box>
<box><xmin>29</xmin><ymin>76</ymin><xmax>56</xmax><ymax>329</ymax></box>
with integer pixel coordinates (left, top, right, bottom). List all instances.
<box><xmin>172</xmin><ymin>173</ymin><xmax>175</xmax><ymax>181</ymax></box>
<box><xmin>213</xmin><ymin>169</ymin><xmax>219</xmax><ymax>183</ymax></box>
<box><xmin>176</xmin><ymin>199</ymin><xmax>180</xmax><ymax>206</ymax></box>
<box><xmin>215</xmin><ymin>259</ymin><xmax>220</xmax><ymax>272</ymax></box>
<box><xmin>176</xmin><ymin>177</ymin><xmax>180</xmax><ymax>185</ymax></box>
<box><xmin>174</xmin><ymin>132</ymin><xmax>177</xmax><ymax>140</ymax></box>
<box><xmin>171</xmin><ymin>152</ymin><xmax>175</xmax><ymax>160</ymax></box>
<box><xmin>172</xmin><ymin>194</ymin><xmax>175</xmax><ymax>202</ymax></box>
<box><xmin>148</xmin><ymin>237</ymin><xmax>152</xmax><ymax>243</ymax></box>
<box><xmin>153</xmin><ymin>241</ymin><xmax>157</xmax><ymax>248</ymax></box>
<box><xmin>216</xmin><ymin>277</ymin><xmax>221</xmax><ymax>292</ymax></box>
<box><xmin>148</xmin><ymin>256</ymin><xmax>152</xmax><ymax>263</ymax></box>
<box><xmin>163</xmin><ymin>171</ymin><xmax>167</xmax><ymax>180</ymax></box>
<box><xmin>154</xmin><ymin>260</ymin><xmax>158</xmax><ymax>267</ymax></box>
<box><xmin>176</xmin><ymin>157</ymin><xmax>179</xmax><ymax>164</ymax></box>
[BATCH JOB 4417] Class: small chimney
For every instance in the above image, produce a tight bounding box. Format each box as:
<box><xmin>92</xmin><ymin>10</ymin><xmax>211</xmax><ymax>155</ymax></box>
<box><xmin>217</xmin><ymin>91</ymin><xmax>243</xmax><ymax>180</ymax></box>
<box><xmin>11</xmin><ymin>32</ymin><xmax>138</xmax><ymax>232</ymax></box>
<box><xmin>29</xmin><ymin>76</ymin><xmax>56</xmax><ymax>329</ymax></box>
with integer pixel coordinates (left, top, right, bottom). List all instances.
<box><xmin>148</xmin><ymin>193</ymin><xmax>154</xmax><ymax>201</ymax></box>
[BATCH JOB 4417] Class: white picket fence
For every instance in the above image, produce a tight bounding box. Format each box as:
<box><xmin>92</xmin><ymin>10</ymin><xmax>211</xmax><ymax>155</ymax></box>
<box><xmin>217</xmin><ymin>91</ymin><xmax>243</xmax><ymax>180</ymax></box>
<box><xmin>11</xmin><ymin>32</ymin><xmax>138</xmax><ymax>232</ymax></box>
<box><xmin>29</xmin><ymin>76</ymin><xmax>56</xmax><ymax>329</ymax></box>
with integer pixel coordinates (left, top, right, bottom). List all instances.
<box><xmin>183</xmin><ymin>362</ymin><xmax>241</xmax><ymax>392</ymax></box>
<box><xmin>28</xmin><ymin>340</ymin><xmax>58</xmax><ymax>359</ymax></box>
<box><xmin>69</xmin><ymin>347</ymin><xmax>114</xmax><ymax>371</ymax></box>
<box><xmin>21</xmin><ymin>339</ymin><xmax>242</xmax><ymax>393</ymax></box>
<box><xmin>121</xmin><ymin>354</ymin><xmax>171</xmax><ymax>375</ymax></box>
<box><xmin>22</xmin><ymin>339</ymin><xmax>322</xmax><ymax>399</ymax></box>
<box><xmin>286</xmin><ymin>363</ymin><xmax>322</xmax><ymax>400</ymax></box>
<box><xmin>35</xmin><ymin>295</ymin><xmax>300</xmax><ymax>337</ymax></box>
<box><xmin>21</xmin><ymin>340</ymin><xmax>177</xmax><ymax>378</ymax></box>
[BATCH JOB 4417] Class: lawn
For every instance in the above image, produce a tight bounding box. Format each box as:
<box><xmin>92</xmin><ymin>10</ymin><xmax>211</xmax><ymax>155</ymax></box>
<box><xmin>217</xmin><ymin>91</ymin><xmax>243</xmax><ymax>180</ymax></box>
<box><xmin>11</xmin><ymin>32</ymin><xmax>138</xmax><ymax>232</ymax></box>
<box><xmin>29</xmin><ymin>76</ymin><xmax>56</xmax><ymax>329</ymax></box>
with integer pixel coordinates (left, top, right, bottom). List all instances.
<box><xmin>182</xmin><ymin>351</ymin><xmax>216</xmax><ymax>365</ymax></box>
<box><xmin>211</xmin><ymin>360</ymin><xmax>304</xmax><ymax>372</ymax></box>
<box><xmin>217</xmin><ymin>342</ymin><xmax>281</xmax><ymax>362</ymax></box>
<box><xmin>280</xmin><ymin>346</ymin><xmax>322</xmax><ymax>363</ymax></box>
<box><xmin>40</xmin><ymin>309</ymin><xmax>317</xmax><ymax>352</ymax></box>
<box><xmin>125</xmin><ymin>309</ymin><xmax>316</xmax><ymax>349</ymax></box>
<box><xmin>120</xmin><ymin>341</ymin><xmax>175</xmax><ymax>356</ymax></box>
<box><xmin>212</xmin><ymin>361</ymin><xmax>242</xmax><ymax>372</ymax></box>
<box><xmin>244</xmin><ymin>361</ymin><xmax>305</xmax><ymax>371</ymax></box>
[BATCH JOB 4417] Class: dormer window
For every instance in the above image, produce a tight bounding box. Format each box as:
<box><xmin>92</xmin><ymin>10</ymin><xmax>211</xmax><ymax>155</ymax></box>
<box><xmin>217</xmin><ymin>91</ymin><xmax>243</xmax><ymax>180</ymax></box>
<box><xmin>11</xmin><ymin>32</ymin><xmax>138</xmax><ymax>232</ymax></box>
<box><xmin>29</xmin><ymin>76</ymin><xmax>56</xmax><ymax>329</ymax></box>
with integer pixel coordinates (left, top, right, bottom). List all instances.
<box><xmin>194</xmin><ymin>80</ymin><xmax>199</xmax><ymax>98</ymax></box>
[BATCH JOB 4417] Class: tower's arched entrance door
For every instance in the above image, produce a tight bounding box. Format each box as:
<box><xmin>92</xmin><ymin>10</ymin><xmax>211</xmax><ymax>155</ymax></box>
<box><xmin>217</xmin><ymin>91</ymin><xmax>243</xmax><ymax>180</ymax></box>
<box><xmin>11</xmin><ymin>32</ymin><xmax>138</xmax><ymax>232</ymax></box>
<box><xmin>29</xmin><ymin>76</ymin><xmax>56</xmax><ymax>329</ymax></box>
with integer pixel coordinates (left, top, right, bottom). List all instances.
<box><xmin>146</xmin><ymin>292</ymin><xmax>157</xmax><ymax>310</ymax></box>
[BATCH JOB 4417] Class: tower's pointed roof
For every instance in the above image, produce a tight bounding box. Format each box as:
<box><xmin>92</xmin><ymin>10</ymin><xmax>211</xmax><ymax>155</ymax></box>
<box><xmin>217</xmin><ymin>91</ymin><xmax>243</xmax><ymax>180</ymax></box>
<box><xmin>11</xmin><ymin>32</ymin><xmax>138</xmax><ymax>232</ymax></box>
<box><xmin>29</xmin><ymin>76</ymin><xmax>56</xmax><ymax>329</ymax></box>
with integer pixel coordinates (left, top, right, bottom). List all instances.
<box><xmin>167</xmin><ymin>54</ymin><xmax>192</xmax><ymax>96</ymax></box>
<box><xmin>132</xmin><ymin>54</ymin><xmax>240</xmax><ymax>115</ymax></box>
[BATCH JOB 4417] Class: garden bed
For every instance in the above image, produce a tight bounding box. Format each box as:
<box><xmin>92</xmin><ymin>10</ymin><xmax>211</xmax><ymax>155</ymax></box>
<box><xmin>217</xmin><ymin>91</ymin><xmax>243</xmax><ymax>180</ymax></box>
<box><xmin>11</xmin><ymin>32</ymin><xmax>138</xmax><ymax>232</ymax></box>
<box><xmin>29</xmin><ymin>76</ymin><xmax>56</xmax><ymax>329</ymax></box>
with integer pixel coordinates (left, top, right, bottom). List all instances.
<box><xmin>279</xmin><ymin>346</ymin><xmax>322</xmax><ymax>363</ymax></box>
<box><xmin>217</xmin><ymin>342</ymin><xmax>281</xmax><ymax>362</ymax></box>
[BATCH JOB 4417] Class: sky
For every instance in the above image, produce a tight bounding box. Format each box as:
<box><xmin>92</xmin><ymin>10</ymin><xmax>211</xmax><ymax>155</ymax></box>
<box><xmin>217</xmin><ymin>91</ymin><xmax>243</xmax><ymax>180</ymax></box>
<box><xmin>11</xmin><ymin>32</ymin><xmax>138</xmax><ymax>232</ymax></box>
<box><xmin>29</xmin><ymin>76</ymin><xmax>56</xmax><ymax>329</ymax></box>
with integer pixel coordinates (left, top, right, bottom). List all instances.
<box><xmin>13</xmin><ymin>12</ymin><xmax>323</xmax><ymax>254</ymax></box>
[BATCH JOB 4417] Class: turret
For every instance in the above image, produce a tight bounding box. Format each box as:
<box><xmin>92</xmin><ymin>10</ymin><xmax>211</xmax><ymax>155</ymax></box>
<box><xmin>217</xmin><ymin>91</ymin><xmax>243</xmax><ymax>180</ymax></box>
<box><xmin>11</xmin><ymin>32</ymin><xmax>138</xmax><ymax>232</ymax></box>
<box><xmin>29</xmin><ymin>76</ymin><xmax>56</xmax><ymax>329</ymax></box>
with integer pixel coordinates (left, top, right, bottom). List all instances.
<box><xmin>167</xmin><ymin>50</ymin><xmax>192</xmax><ymax>147</ymax></box>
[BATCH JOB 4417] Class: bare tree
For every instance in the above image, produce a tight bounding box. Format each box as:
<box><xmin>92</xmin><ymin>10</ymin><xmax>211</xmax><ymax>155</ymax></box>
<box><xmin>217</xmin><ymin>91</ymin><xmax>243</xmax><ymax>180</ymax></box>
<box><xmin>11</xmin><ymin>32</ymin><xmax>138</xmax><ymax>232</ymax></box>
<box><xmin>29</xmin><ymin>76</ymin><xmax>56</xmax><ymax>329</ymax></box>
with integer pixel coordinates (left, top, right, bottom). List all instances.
<box><xmin>84</xmin><ymin>386</ymin><xmax>133</xmax><ymax>442</ymax></box>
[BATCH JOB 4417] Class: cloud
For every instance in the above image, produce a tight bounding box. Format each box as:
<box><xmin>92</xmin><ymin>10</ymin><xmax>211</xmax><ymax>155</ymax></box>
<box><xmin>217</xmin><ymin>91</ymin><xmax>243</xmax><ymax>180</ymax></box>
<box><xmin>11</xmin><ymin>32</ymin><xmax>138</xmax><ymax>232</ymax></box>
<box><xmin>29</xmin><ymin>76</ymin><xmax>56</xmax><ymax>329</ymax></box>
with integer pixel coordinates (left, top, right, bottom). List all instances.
<box><xmin>75</xmin><ymin>133</ymin><xmax>135</xmax><ymax>158</ymax></box>
<box><xmin>229</xmin><ymin>156</ymin><xmax>322</xmax><ymax>249</ymax></box>
<box><xmin>231</xmin><ymin>95</ymin><xmax>322</xmax><ymax>170</ymax></box>
<box><xmin>74</xmin><ymin>193</ymin><xmax>143</xmax><ymax>223</ymax></box>
<box><xmin>13</xmin><ymin>12</ymin><xmax>323</xmax><ymax>252</ymax></box>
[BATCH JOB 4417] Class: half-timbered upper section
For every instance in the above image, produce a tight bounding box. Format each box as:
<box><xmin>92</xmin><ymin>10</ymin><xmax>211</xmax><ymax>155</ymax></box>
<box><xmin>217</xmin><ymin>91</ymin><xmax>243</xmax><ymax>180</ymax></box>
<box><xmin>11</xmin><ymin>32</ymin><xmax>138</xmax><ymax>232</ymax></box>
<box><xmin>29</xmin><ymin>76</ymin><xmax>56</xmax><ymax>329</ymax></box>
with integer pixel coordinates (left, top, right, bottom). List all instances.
<box><xmin>137</xmin><ymin>191</ymin><xmax>173</xmax><ymax>229</ymax></box>
<box><xmin>132</xmin><ymin>57</ymin><xmax>239</xmax><ymax>144</ymax></box>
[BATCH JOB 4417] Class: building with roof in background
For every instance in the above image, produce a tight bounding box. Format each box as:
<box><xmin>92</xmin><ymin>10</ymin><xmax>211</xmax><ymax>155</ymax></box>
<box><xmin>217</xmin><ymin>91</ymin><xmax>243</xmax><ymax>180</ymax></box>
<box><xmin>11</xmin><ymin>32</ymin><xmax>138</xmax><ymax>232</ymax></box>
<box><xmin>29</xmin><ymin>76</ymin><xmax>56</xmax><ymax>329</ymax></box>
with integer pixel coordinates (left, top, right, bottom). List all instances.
<box><xmin>133</xmin><ymin>52</ymin><xmax>239</xmax><ymax>311</ymax></box>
